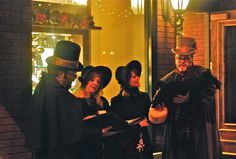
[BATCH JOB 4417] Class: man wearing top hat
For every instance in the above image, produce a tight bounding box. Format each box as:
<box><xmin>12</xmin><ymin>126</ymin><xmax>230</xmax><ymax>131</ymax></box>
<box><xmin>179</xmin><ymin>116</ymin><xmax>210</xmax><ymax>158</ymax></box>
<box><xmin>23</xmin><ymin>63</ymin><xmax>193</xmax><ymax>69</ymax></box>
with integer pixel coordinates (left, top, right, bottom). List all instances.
<box><xmin>149</xmin><ymin>36</ymin><xmax>222</xmax><ymax>159</ymax></box>
<box><xmin>27</xmin><ymin>41</ymin><xmax>87</xmax><ymax>159</ymax></box>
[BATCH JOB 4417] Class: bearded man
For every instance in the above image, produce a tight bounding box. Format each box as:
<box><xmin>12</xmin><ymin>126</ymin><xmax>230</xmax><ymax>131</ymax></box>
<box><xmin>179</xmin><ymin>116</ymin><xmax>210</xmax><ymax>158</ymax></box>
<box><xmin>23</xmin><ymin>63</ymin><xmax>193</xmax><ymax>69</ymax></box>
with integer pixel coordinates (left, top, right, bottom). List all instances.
<box><xmin>149</xmin><ymin>36</ymin><xmax>222</xmax><ymax>159</ymax></box>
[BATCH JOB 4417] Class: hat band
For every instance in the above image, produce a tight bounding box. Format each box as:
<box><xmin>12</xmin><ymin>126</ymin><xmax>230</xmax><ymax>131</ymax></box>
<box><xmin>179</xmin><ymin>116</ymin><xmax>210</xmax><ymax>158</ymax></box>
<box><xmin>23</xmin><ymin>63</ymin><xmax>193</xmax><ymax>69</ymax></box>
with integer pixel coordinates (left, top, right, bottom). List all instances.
<box><xmin>171</xmin><ymin>48</ymin><xmax>196</xmax><ymax>55</ymax></box>
<box><xmin>51</xmin><ymin>56</ymin><xmax>79</xmax><ymax>69</ymax></box>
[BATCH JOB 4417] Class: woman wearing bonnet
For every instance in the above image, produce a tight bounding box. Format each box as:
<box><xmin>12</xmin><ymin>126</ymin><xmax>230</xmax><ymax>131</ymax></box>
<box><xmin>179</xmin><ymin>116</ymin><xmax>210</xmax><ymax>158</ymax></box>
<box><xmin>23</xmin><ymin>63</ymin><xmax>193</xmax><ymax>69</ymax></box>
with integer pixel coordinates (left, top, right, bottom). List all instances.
<box><xmin>108</xmin><ymin>60</ymin><xmax>154</xmax><ymax>159</ymax></box>
<box><xmin>73</xmin><ymin>65</ymin><xmax>118</xmax><ymax>159</ymax></box>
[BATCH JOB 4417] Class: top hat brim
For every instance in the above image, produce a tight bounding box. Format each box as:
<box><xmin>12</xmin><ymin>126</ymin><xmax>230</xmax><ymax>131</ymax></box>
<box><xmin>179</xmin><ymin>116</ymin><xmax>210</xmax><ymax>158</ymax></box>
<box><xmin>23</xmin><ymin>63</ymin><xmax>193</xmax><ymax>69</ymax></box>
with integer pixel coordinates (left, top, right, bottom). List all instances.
<box><xmin>46</xmin><ymin>56</ymin><xmax>83</xmax><ymax>71</ymax></box>
<box><xmin>171</xmin><ymin>48</ymin><xmax>196</xmax><ymax>55</ymax></box>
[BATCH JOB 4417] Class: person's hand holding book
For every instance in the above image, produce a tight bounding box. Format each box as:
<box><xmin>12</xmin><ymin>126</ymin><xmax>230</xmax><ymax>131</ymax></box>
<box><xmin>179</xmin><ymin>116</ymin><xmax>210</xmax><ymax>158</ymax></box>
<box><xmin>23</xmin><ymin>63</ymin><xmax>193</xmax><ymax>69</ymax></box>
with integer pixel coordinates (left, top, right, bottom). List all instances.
<box><xmin>138</xmin><ymin>118</ymin><xmax>149</xmax><ymax>127</ymax></box>
<box><xmin>149</xmin><ymin>103</ymin><xmax>168</xmax><ymax>124</ymax></box>
<box><xmin>83</xmin><ymin>114</ymin><xmax>97</xmax><ymax>121</ymax></box>
<box><xmin>102</xmin><ymin>126</ymin><xmax>123</xmax><ymax>137</ymax></box>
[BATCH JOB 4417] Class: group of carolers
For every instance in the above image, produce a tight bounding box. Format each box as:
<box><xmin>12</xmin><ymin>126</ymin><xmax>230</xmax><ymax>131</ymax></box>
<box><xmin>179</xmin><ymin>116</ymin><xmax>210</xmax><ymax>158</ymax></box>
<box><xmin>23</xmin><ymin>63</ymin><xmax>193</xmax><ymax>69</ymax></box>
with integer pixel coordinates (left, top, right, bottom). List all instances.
<box><xmin>27</xmin><ymin>37</ymin><xmax>223</xmax><ymax>159</ymax></box>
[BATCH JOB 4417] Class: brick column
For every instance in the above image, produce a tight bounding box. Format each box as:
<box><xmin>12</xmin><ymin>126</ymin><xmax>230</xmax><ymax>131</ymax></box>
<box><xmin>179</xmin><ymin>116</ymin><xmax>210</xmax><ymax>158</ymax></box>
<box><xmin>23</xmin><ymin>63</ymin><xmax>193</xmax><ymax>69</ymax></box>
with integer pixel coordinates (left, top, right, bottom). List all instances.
<box><xmin>155</xmin><ymin>0</ymin><xmax>175</xmax><ymax>86</ymax></box>
<box><xmin>0</xmin><ymin>0</ymin><xmax>32</xmax><ymax>158</ymax></box>
<box><xmin>183</xmin><ymin>12</ymin><xmax>209</xmax><ymax>67</ymax></box>
<box><xmin>152</xmin><ymin>0</ymin><xmax>175</xmax><ymax>153</ymax></box>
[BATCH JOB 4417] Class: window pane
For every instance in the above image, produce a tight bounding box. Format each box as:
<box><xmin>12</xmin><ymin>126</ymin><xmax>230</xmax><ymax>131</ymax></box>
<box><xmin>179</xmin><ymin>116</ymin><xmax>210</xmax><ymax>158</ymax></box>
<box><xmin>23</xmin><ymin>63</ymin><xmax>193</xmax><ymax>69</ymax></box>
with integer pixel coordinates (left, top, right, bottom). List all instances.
<box><xmin>225</xmin><ymin>26</ymin><xmax>236</xmax><ymax>123</ymax></box>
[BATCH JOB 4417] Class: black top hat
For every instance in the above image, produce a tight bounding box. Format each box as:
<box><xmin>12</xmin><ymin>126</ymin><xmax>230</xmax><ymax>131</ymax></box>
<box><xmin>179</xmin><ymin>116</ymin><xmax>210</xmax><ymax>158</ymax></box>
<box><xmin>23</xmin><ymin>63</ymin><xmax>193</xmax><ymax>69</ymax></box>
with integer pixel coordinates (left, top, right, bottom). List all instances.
<box><xmin>79</xmin><ymin>65</ymin><xmax>112</xmax><ymax>89</ymax></box>
<box><xmin>120</xmin><ymin>60</ymin><xmax>142</xmax><ymax>86</ymax></box>
<box><xmin>46</xmin><ymin>40</ymin><xmax>83</xmax><ymax>71</ymax></box>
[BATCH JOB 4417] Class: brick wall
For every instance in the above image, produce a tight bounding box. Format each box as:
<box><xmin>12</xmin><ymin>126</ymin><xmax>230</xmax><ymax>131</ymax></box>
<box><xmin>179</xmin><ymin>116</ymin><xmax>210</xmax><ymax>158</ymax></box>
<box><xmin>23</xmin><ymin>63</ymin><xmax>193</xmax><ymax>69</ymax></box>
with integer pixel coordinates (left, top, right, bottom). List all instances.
<box><xmin>155</xmin><ymin>0</ymin><xmax>175</xmax><ymax>86</ymax></box>
<box><xmin>155</xmin><ymin>10</ymin><xmax>208</xmax><ymax>79</ymax></box>
<box><xmin>152</xmin><ymin>0</ymin><xmax>176</xmax><ymax>153</ymax></box>
<box><xmin>155</xmin><ymin>4</ymin><xmax>209</xmax><ymax>81</ymax></box>
<box><xmin>154</xmin><ymin>2</ymin><xmax>209</xmax><ymax>82</ymax></box>
<box><xmin>0</xmin><ymin>0</ymin><xmax>32</xmax><ymax>159</ymax></box>
<box><xmin>183</xmin><ymin>12</ymin><xmax>209</xmax><ymax>67</ymax></box>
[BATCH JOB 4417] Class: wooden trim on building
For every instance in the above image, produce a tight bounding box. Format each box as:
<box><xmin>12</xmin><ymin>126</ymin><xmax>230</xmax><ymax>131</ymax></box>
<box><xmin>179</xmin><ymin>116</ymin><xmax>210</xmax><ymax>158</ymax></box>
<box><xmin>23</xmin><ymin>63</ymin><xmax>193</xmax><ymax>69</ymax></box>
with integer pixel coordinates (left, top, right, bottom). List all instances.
<box><xmin>211</xmin><ymin>11</ymin><xmax>236</xmax><ymax>154</ymax></box>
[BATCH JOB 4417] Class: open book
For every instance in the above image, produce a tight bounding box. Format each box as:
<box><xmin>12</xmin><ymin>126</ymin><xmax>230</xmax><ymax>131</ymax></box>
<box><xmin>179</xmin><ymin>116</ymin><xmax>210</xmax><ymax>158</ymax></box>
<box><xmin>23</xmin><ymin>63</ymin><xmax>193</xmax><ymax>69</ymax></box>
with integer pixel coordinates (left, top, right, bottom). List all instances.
<box><xmin>152</xmin><ymin>81</ymin><xmax>190</xmax><ymax>109</ymax></box>
<box><xmin>83</xmin><ymin>113</ymin><xmax>146</xmax><ymax>131</ymax></box>
<box><xmin>126</xmin><ymin>117</ymin><xmax>147</xmax><ymax>127</ymax></box>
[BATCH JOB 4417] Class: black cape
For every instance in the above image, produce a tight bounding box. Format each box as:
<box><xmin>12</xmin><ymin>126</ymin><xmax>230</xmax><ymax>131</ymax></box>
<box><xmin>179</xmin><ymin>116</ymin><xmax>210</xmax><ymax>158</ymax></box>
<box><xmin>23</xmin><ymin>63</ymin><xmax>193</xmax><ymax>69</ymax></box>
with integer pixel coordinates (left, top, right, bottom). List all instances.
<box><xmin>26</xmin><ymin>72</ymin><xmax>84</xmax><ymax>151</ymax></box>
<box><xmin>153</xmin><ymin>66</ymin><xmax>222</xmax><ymax>159</ymax></box>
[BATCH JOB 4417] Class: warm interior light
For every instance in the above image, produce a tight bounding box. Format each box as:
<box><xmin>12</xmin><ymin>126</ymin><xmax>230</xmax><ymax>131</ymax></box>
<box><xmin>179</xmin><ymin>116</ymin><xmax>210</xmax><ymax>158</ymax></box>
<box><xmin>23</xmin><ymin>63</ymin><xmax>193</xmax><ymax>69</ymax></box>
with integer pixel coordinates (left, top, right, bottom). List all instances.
<box><xmin>131</xmin><ymin>0</ymin><xmax>144</xmax><ymax>15</ymax></box>
<box><xmin>73</xmin><ymin>0</ymin><xmax>87</xmax><ymax>6</ymax></box>
<box><xmin>41</xmin><ymin>48</ymin><xmax>54</xmax><ymax>66</ymax></box>
<box><xmin>170</xmin><ymin>0</ymin><xmax>190</xmax><ymax>10</ymax></box>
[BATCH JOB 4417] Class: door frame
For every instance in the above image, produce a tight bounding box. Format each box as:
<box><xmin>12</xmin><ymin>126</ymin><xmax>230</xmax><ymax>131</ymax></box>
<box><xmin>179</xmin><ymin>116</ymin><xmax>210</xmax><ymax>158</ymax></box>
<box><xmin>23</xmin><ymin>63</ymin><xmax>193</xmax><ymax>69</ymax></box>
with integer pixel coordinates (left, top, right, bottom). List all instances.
<box><xmin>211</xmin><ymin>13</ymin><xmax>236</xmax><ymax>156</ymax></box>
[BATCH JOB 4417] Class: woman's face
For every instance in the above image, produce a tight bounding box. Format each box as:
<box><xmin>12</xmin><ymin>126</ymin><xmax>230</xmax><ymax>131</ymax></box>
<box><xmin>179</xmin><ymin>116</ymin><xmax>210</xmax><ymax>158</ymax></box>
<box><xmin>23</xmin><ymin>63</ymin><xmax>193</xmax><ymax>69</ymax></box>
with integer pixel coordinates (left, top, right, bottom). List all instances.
<box><xmin>84</xmin><ymin>72</ymin><xmax>101</xmax><ymax>95</ymax></box>
<box><xmin>129</xmin><ymin>70</ymin><xmax>140</xmax><ymax>88</ymax></box>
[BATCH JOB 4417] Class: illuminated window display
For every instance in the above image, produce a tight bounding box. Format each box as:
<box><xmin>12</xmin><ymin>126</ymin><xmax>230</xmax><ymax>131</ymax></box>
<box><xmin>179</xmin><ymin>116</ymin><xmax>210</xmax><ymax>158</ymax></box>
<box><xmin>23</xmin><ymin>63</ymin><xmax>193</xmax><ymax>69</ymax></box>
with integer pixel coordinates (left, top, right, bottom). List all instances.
<box><xmin>32</xmin><ymin>33</ymin><xmax>84</xmax><ymax>92</ymax></box>
<box><xmin>32</xmin><ymin>0</ymin><xmax>101</xmax><ymax>93</ymax></box>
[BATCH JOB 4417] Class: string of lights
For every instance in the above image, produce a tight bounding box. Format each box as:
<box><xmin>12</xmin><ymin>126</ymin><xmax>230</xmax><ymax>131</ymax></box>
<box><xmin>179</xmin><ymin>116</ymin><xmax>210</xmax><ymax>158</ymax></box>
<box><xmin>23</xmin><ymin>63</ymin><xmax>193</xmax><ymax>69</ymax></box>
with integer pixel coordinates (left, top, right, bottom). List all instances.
<box><xmin>94</xmin><ymin>0</ymin><xmax>134</xmax><ymax>19</ymax></box>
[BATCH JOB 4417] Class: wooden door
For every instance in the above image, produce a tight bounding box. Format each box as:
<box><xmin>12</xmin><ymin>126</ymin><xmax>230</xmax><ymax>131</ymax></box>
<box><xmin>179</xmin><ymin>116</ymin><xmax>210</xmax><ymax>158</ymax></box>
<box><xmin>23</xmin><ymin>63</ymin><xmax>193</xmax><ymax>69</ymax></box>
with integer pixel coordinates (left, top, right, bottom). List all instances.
<box><xmin>211</xmin><ymin>13</ymin><xmax>236</xmax><ymax>157</ymax></box>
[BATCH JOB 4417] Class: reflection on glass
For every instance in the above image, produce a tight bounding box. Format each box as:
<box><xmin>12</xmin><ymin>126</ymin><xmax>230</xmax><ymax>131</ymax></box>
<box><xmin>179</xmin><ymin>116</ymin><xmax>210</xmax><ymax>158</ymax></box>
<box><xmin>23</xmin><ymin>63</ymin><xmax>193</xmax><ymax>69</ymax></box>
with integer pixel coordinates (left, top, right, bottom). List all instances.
<box><xmin>225</xmin><ymin>26</ymin><xmax>236</xmax><ymax>123</ymax></box>
<box><xmin>32</xmin><ymin>48</ymin><xmax>53</xmax><ymax>86</ymax></box>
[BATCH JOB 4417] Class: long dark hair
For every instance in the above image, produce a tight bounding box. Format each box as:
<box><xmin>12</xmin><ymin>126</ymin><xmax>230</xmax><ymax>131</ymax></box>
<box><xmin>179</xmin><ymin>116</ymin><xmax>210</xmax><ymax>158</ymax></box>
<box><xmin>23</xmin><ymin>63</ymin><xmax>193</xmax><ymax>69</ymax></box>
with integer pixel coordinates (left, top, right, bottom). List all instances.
<box><xmin>122</xmin><ymin>69</ymin><xmax>140</xmax><ymax>95</ymax></box>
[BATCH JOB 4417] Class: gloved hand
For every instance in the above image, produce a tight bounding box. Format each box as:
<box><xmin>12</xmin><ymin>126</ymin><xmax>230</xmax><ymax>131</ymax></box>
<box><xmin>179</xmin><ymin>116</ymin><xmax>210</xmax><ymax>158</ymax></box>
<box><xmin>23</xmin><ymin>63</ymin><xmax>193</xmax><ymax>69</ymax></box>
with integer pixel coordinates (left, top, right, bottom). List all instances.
<box><xmin>148</xmin><ymin>103</ymin><xmax>168</xmax><ymax>124</ymax></box>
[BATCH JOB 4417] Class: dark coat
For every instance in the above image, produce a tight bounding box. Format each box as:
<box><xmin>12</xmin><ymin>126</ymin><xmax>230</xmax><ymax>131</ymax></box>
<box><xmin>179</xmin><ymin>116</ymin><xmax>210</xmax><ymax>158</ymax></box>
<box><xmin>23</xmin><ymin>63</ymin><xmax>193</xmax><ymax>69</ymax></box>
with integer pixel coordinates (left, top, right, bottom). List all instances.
<box><xmin>77</xmin><ymin>96</ymin><xmax>110</xmax><ymax>159</ymax></box>
<box><xmin>108</xmin><ymin>91</ymin><xmax>154</xmax><ymax>159</ymax></box>
<box><xmin>153</xmin><ymin>66</ymin><xmax>222</xmax><ymax>159</ymax></box>
<box><xmin>27</xmin><ymin>72</ymin><xmax>85</xmax><ymax>159</ymax></box>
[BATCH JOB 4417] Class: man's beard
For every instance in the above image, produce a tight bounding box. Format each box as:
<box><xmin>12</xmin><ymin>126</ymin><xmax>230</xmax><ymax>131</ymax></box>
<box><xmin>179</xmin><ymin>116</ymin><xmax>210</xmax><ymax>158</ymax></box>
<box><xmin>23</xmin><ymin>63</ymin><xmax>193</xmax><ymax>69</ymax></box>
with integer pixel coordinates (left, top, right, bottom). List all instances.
<box><xmin>178</xmin><ymin>65</ymin><xmax>188</xmax><ymax>72</ymax></box>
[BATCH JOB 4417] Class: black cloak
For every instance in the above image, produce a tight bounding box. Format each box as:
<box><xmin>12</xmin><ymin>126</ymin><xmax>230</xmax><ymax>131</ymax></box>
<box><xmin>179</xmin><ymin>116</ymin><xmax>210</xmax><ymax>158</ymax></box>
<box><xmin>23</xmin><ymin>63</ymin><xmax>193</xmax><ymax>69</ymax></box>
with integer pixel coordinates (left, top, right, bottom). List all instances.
<box><xmin>153</xmin><ymin>66</ymin><xmax>222</xmax><ymax>159</ymax></box>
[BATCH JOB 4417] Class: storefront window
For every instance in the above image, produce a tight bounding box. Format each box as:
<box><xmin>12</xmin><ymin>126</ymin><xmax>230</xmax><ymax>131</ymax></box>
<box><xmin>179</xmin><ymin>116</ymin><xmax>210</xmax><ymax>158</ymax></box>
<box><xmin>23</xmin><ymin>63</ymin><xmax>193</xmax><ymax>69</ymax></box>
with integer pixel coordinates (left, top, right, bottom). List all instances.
<box><xmin>31</xmin><ymin>0</ymin><xmax>99</xmax><ymax>93</ymax></box>
<box><xmin>32</xmin><ymin>32</ymin><xmax>84</xmax><ymax>93</ymax></box>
